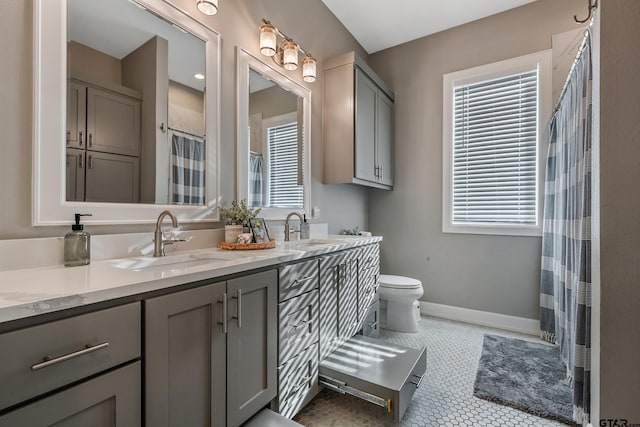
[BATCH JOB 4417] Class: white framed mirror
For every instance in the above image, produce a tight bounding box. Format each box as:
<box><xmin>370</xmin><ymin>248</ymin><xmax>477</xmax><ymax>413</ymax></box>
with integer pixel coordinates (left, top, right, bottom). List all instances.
<box><xmin>33</xmin><ymin>0</ymin><xmax>220</xmax><ymax>225</ymax></box>
<box><xmin>236</xmin><ymin>48</ymin><xmax>311</xmax><ymax>220</ymax></box>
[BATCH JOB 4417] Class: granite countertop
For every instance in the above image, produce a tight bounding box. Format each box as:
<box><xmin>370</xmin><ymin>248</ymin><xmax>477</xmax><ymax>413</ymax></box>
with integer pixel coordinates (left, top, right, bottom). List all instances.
<box><xmin>0</xmin><ymin>235</ymin><xmax>381</xmax><ymax>327</ymax></box>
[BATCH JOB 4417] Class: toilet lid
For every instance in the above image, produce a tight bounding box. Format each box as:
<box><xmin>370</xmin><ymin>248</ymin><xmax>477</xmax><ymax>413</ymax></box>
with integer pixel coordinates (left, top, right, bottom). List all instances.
<box><xmin>379</xmin><ymin>274</ymin><xmax>422</xmax><ymax>289</ymax></box>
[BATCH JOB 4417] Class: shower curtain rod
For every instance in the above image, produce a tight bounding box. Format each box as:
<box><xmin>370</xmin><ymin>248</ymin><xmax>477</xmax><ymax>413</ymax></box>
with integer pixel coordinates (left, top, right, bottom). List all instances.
<box><xmin>168</xmin><ymin>126</ymin><xmax>205</xmax><ymax>140</ymax></box>
<box><xmin>552</xmin><ymin>23</ymin><xmax>593</xmax><ymax>116</ymax></box>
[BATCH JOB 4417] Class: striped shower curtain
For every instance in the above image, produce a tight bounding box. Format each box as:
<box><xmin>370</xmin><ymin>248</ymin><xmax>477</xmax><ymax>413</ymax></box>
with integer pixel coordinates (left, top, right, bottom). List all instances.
<box><xmin>170</xmin><ymin>133</ymin><xmax>206</xmax><ymax>205</ymax></box>
<box><xmin>540</xmin><ymin>31</ymin><xmax>592</xmax><ymax>425</ymax></box>
<box><xmin>249</xmin><ymin>153</ymin><xmax>263</xmax><ymax>207</ymax></box>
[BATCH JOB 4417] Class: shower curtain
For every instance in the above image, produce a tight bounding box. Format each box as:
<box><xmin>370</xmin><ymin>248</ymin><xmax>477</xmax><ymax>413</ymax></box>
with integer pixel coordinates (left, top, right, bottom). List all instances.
<box><xmin>170</xmin><ymin>133</ymin><xmax>206</xmax><ymax>205</ymax></box>
<box><xmin>249</xmin><ymin>153</ymin><xmax>263</xmax><ymax>207</ymax></box>
<box><xmin>539</xmin><ymin>31</ymin><xmax>592</xmax><ymax>425</ymax></box>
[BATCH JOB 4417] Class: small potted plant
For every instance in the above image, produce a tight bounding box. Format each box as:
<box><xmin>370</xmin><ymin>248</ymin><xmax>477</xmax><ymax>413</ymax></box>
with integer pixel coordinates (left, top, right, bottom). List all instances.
<box><xmin>220</xmin><ymin>199</ymin><xmax>261</xmax><ymax>243</ymax></box>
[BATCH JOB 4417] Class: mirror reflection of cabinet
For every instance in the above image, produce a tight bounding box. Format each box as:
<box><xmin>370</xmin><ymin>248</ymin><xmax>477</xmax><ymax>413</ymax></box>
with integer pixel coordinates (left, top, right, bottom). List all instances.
<box><xmin>66</xmin><ymin>79</ymin><xmax>141</xmax><ymax>203</ymax></box>
<box><xmin>323</xmin><ymin>52</ymin><xmax>394</xmax><ymax>190</ymax></box>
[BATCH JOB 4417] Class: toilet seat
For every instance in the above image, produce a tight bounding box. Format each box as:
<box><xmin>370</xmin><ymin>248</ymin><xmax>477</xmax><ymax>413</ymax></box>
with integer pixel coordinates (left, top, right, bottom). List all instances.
<box><xmin>379</xmin><ymin>274</ymin><xmax>422</xmax><ymax>290</ymax></box>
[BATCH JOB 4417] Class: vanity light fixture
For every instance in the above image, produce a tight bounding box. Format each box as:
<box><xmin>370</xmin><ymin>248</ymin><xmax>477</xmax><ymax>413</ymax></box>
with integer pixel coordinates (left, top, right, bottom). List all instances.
<box><xmin>259</xmin><ymin>19</ymin><xmax>317</xmax><ymax>83</ymax></box>
<box><xmin>196</xmin><ymin>0</ymin><xmax>218</xmax><ymax>16</ymax></box>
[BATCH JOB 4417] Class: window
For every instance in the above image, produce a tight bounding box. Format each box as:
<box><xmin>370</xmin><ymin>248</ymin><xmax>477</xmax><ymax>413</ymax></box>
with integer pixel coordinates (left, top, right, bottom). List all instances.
<box><xmin>442</xmin><ymin>51</ymin><xmax>551</xmax><ymax>236</ymax></box>
<box><xmin>263</xmin><ymin>113</ymin><xmax>303</xmax><ymax>208</ymax></box>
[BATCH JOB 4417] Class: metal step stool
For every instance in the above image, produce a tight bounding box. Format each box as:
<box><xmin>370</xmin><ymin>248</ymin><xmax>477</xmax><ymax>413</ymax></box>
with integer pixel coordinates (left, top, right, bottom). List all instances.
<box><xmin>319</xmin><ymin>335</ymin><xmax>426</xmax><ymax>425</ymax></box>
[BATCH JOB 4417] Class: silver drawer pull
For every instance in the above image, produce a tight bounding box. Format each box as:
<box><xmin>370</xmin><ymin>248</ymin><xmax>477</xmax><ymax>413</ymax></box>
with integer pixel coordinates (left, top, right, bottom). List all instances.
<box><xmin>292</xmin><ymin>319</ymin><xmax>309</xmax><ymax>329</ymax></box>
<box><xmin>291</xmin><ymin>276</ymin><xmax>314</xmax><ymax>288</ymax></box>
<box><xmin>367</xmin><ymin>321</ymin><xmax>378</xmax><ymax>329</ymax></box>
<box><xmin>289</xmin><ymin>375</ymin><xmax>312</xmax><ymax>398</ymax></box>
<box><xmin>409</xmin><ymin>373</ymin><xmax>425</xmax><ymax>388</ymax></box>
<box><xmin>31</xmin><ymin>342</ymin><xmax>110</xmax><ymax>371</ymax></box>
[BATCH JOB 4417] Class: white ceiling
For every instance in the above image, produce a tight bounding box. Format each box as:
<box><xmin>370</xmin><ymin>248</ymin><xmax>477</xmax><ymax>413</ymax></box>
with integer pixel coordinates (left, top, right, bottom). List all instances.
<box><xmin>321</xmin><ymin>0</ymin><xmax>538</xmax><ymax>53</ymax></box>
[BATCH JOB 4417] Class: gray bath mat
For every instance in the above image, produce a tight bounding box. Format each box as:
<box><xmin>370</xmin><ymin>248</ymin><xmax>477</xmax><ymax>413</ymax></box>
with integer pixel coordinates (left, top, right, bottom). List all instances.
<box><xmin>474</xmin><ymin>334</ymin><xmax>575</xmax><ymax>425</ymax></box>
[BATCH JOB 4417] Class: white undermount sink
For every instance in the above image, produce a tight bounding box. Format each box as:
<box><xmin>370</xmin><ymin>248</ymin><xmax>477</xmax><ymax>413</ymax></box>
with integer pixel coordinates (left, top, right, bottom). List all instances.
<box><xmin>291</xmin><ymin>238</ymin><xmax>349</xmax><ymax>248</ymax></box>
<box><xmin>112</xmin><ymin>251</ymin><xmax>237</xmax><ymax>272</ymax></box>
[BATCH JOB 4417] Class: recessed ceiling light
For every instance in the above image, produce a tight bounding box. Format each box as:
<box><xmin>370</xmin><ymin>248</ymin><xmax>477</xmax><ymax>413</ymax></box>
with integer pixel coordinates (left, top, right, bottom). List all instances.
<box><xmin>194</xmin><ymin>73</ymin><xmax>205</xmax><ymax>80</ymax></box>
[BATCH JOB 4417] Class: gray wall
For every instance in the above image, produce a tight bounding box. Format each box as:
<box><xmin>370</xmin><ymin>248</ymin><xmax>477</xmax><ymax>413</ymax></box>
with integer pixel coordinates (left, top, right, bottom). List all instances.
<box><xmin>367</xmin><ymin>0</ymin><xmax>584</xmax><ymax>319</ymax></box>
<box><xmin>596</xmin><ymin>0</ymin><xmax>640</xmax><ymax>421</ymax></box>
<box><xmin>0</xmin><ymin>0</ymin><xmax>368</xmax><ymax>239</ymax></box>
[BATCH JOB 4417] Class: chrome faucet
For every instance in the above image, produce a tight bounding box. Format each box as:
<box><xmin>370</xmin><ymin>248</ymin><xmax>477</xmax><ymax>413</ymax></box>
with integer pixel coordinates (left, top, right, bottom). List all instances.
<box><xmin>284</xmin><ymin>211</ymin><xmax>304</xmax><ymax>241</ymax></box>
<box><xmin>153</xmin><ymin>210</ymin><xmax>185</xmax><ymax>257</ymax></box>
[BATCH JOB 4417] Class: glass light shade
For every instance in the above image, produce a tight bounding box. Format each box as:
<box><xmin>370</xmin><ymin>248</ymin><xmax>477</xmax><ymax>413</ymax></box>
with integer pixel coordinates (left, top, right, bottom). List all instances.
<box><xmin>302</xmin><ymin>56</ymin><xmax>317</xmax><ymax>83</ymax></box>
<box><xmin>283</xmin><ymin>42</ymin><xmax>298</xmax><ymax>71</ymax></box>
<box><xmin>259</xmin><ymin>25</ymin><xmax>277</xmax><ymax>57</ymax></box>
<box><xmin>196</xmin><ymin>0</ymin><xmax>218</xmax><ymax>15</ymax></box>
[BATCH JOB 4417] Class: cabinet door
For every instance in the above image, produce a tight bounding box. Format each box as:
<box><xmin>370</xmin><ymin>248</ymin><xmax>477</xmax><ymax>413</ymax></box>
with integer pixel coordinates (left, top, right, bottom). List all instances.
<box><xmin>339</xmin><ymin>251</ymin><xmax>359</xmax><ymax>340</ymax></box>
<box><xmin>227</xmin><ymin>270</ymin><xmax>278</xmax><ymax>427</ymax></box>
<box><xmin>86</xmin><ymin>87</ymin><xmax>140</xmax><ymax>156</ymax></box>
<box><xmin>65</xmin><ymin>148</ymin><xmax>85</xmax><ymax>202</ymax></box>
<box><xmin>355</xmin><ymin>69</ymin><xmax>378</xmax><ymax>183</ymax></box>
<box><xmin>145</xmin><ymin>283</ymin><xmax>227</xmax><ymax>427</ymax></box>
<box><xmin>0</xmin><ymin>362</ymin><xmax>140</xmax><ymax>427</ymax></box>
<box><xmin>66</xmin><ymin>81</ymin><xmax>86</xmax><ymax>149</ymax></box>
<box><xmin>319</xmin><ymin>253</ymin><xmax>341</xmax><ymax>361</ymax></box>
<box><xmin>376</xmin><ymin>92</ymin><xmax>394</xmax><ymax>187</ymax></box>
<box><xmin>85</xmin><ymin>152</ymin><xmax>139</xmax><ymax>203</ymax></box>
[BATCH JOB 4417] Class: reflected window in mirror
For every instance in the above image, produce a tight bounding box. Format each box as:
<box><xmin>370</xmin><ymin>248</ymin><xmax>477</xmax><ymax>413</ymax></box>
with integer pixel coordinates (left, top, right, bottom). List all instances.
<box><xmin>67</xmin><ymin>0</ymin><xmax>206</xmax><ymax>205</ymax></box>
<box><xmin>237</xmin><ymin>49</ymin><xmax>311</xmax><ymax>220</ymax></box>
<box><xmin>248</xmin><ymin>70</ymin><xmax>304</xmax><ymax>209</ymax></box>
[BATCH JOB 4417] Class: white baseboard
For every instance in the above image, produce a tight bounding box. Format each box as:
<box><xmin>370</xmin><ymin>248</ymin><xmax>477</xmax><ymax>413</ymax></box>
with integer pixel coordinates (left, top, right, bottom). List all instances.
<box><xmin>420</xmin><ymin>301</ymin><xmax>540</xmax><ymax>336</ymax></box>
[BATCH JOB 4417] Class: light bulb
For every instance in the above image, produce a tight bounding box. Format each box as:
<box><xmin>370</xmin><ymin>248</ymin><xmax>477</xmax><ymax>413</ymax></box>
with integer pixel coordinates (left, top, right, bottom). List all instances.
<box><xmin>302</xmin><ymin>56</ymin><xmax>317</xmax><ymax>83</ymax></box>
<box><xmin>283</xmin><ymin>42</ymin><xmax>298</xmax><ymax>71</ymax></box>
<box><xmin>259</xmin><ymin>25</ymin><xmax>277</xmax><ymax>57</ymax></box>
<box><xmin>196</xmin><ymin>0</ymin><xmax>218</xmax><ymax>15</ymax></box>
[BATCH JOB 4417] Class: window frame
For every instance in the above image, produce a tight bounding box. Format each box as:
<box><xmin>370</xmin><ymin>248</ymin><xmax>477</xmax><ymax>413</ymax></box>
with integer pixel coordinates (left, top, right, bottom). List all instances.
<box><xmin>442</xmin><ymin>50</ymin><xmax>552</xmax><ymax>237</ymax></box>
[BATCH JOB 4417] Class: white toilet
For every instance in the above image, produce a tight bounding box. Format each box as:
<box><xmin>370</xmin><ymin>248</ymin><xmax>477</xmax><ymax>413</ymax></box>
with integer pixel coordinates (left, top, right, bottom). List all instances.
<box><xmin>378</xmin><ymin>275</ymin><xmax>423</xmax><ymax>333</ymax></box>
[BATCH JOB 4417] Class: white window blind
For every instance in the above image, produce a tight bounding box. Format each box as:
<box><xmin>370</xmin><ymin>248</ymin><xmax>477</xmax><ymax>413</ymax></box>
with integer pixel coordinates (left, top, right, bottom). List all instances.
<box><xmin>267</xmin><ymin>121</ymin><xmax>303</xmax><ymax>208</ymax></box>
<box><xmin>452</xmin><ymin>69</ymin><xmax>538</xmax><ymax>225</ymax></box>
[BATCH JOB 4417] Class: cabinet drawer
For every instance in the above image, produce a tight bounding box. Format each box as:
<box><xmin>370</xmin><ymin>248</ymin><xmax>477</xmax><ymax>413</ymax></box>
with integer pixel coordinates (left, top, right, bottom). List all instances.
<box><xmin>277</xmin><ymin>342</ymin><xmax>319</xmax><ymax>419</ymax></box>
<box><xmin>279</xmin><ymin>290</ymin><xmax>319</xmax><ymax>365</ymax></box>
<box><xmin>0</xmin><ymin>362</ymin><xmax>141</xmax><ymax>427</ymax></box>
<box><xmin>279</xmin><ymin>259</ymin><xmax>319</xmax><ymax>302</ymax></box>
<box><xmin>358</xmin><ymin>273</ymin><xmax>378</xmax><ymax>319</ymax></box>
<box><xmin>359</xmin><ymin>244</ymin><xmax>379</xmax><ymax>278</ymax></box>
<box><xmin>0</xmin><ymin>303</ymin><xmax>141</xmax><ymax>411</ymax></box>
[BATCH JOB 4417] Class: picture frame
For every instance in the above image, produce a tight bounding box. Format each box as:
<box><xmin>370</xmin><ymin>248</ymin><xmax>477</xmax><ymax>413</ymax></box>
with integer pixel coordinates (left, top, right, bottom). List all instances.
<box><xmin>249</xmin><ymin>217</ymin><xmax>270</xmax><ymax>243</ymax></box>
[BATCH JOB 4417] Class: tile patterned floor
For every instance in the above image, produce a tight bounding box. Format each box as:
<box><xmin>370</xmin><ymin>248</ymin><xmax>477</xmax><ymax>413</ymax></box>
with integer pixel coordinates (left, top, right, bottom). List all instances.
<box><xmin>294</xmin><ymin>316</ymin><xmax>568</xmax><ymax>427</ymax></box>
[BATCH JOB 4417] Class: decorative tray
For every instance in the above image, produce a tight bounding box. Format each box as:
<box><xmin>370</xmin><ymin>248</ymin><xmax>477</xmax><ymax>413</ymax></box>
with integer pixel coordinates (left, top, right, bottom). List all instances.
<box><xmin>217</xmin><ymin>239</ymin><xmax>276</xmax><ymax>250</ymax></box>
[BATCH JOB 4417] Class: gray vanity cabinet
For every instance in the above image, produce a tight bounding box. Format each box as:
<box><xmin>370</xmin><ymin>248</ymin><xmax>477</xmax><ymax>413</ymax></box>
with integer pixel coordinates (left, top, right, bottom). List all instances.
<box><xmin>145</xmin><ymin>281</ymin><xmax>227</xmax><ymax>427</ymax></box>
<box><xmin>323</xmin><ymin>52</ymin><xmax>394</xmax><ymax>190</ymax></box>
<box><xmin>226</xmin><ymin>271</ymin><xmax>278</xmax><ymax>427</ymax></box>
<box><xmin>318</xmin><ymin>249</ymin><xmax>359</xmax><ymax>361</ymax></box>
<box><xmin>0</xmin><ymin>362</ymin><xmax>141</xmax><ymax>427</ymax></box>
<box><xmin>145</xmin><ymin>269</ymin><xmax>277</xmax><ymax>427</ymax></box>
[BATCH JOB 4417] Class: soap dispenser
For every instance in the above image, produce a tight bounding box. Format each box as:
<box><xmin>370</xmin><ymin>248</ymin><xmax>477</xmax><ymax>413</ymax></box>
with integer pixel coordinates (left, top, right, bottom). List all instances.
<box><xmin>300</xmin><ymin>214</ymin><xmax>310</xmax><ymax>240</ymax></box>
<box><xmin>64</xmin><ymin>214</ymin><xmax>92</xmax><ymax>267</ymax></box>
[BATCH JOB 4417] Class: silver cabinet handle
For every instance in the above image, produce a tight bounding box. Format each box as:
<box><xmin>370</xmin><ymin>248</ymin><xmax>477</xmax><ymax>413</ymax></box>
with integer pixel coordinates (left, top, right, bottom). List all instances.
<box><xmin>232</xmin><ymin>289</ymin><xmax>242</xmax><ymax>328</ymax></box>
<box><xmin>88</xmin><ymin>133</ymin><xmax>93</xmax><ymax>147</ymax></box>
<box><xmin>31</xmin><ymin>342</ymin><xmax>109</xmax><ymax>371</ymax></box>
<box><xmin>291</xmin><ymin>276</ymin><xmax>314</xmax><ymax>288</ymax></box>
<box><xmin>79</xmin><ymin>131</ymin><xmax>83</xmax><ymax>146</ymax></box>
<box><xmin>78</xmin><ymin>154</ymin><xmax>83</xmax><ymax>169</ymax></box>
<box><xmin>379</xmin><ymin>166</ymin><xmax>383</xmax><ymax>180</ymax></box>
<box><xmin>409</xmin><ymin>373</ymin><xmax>424</xmax><ymax>388</ymax></box>
<box><xmin>292</xmin><ymin>319</ymin><xmax>309</xmax><ymax>329</ymax></box>
<box><xmin>289</xmin><ymin>375</ymin><xmax>312</xmax><ymax>399</ymax></box>
<box><xmin>217</xmin><ymin>293</ymin><xmax>228</xmax><ymax>334</ymax></box>
<box><xmin>88</xmin><ymin>155</ymin><xmax>93</xmax><ymax>169</ymax></box>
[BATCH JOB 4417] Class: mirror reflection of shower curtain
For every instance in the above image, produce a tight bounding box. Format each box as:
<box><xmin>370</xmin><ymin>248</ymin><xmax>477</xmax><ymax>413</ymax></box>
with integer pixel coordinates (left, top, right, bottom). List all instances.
<box><xmin>170</xmin><ymin>133</ymin><xmax>205</xmax><ymax>205</ymax></box>
<box><xmin>249</xmin><ymin>153</ymin><xmax>263</xmax><ymax>207</ymax></box>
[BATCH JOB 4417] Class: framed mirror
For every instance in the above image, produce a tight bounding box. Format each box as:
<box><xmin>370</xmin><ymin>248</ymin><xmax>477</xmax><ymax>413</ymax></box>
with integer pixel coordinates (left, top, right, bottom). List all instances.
<box><xmin>33</xmin><ymin>0</ymin><xmax>220</xmax><ymax>225</ymax></box>
<box><xmin>236</xmin><ymin>48</ymin><xmax>311</xmax><ymax>220</ymax></box>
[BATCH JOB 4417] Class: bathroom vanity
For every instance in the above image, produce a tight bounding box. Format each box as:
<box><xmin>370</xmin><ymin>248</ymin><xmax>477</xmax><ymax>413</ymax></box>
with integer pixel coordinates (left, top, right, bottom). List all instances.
<box><xmin>0</xmin><ymin>236</ymin><xmax>425</xmax><ymax>426</ymax></box>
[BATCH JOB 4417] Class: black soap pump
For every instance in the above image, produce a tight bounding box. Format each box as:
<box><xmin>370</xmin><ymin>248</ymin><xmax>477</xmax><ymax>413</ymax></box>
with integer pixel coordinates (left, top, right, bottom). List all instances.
<box><xmin>64</xmin><ymin>214</ymin><xmax>92</xmax><ymax>267</ymax></box>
